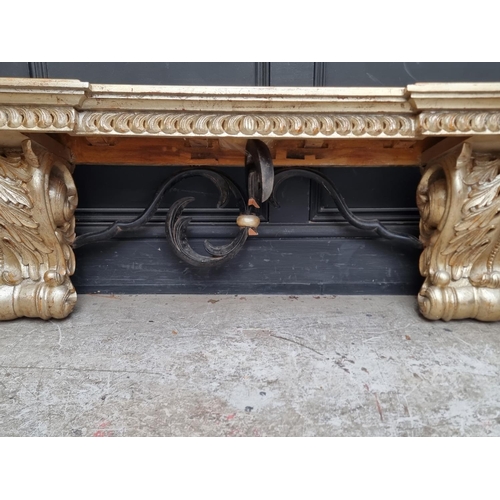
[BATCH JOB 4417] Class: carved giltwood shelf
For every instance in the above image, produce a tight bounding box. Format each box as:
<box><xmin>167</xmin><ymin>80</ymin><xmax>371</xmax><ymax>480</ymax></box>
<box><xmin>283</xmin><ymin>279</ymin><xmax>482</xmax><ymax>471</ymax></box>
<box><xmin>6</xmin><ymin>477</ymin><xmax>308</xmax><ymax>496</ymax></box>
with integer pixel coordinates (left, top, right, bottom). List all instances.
<box><xmin>2</xmin><ymin>78</ymin><xmax>500</xmax><ymax>321</ymax></box>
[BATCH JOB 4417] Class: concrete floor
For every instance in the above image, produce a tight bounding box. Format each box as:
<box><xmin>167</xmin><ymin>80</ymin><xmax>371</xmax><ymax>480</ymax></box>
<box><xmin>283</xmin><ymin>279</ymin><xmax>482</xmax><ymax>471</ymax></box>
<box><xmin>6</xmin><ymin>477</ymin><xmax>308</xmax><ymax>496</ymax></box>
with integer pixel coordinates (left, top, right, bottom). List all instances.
<box><xmin>0</xmin><ymin>294</ymin><xmax>499</xmax><ymax>436</ymax></box>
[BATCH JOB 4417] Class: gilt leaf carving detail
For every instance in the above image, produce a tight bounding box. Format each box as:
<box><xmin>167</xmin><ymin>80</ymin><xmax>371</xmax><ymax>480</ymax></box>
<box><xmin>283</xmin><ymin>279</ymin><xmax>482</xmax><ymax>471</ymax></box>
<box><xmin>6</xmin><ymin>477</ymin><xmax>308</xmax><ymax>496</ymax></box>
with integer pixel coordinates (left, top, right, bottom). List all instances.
<box><xmin>0</xmin><ymin>151</ymin><xmax>52</xmax><ymax>280</ymax></box>
<box><xmin>443</xmin><ymin>156</ymin><xmax>500</xmax><ymax>280</ymax></box>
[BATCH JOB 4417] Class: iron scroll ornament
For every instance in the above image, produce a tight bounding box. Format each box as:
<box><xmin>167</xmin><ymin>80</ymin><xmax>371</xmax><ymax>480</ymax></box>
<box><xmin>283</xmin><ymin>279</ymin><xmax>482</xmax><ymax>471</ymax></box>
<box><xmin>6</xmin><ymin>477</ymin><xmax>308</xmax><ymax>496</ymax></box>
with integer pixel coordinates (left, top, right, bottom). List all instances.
<box><xmin>73</xmin><ymin>168</ymin><xmax>251</xmax><ymax>266</ymax></box>
<box><xmin>271</xmin><ymin>169</ymin><xmax>422</xmax><ymax>248</ymax></box>
<box><xmin>73</xmin><ymin>140</ymin><xmax>422</xmax><ymax>266</ymax></box>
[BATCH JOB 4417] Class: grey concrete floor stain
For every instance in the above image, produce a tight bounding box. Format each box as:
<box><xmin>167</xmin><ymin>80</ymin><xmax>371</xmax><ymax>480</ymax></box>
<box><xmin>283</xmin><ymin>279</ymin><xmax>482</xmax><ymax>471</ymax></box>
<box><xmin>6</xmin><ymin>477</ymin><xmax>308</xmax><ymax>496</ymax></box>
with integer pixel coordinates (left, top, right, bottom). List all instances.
<box><xmin>0</xmin><ymin>294</ymin><xmax>499</xmax><ymax>436</ymax></box>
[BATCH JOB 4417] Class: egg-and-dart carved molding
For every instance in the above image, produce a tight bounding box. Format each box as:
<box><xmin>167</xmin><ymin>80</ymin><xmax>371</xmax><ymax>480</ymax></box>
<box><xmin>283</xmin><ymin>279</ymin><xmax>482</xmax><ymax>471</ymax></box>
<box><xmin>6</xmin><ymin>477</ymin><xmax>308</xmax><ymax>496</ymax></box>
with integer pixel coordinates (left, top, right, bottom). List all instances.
<box><xmin>3</xmin><ymin>105</ymin><xmax>500</xmax><ymax>138</ymax></box>
<box><xmin>76</xmin><ymin>112</ymin><xmax>416</xmax><ymax>138</ymax></box>
<box><xmin>420</xmin><ymin>111</ymin><xmax>500</xmax><ymax>134</ymax></box>
<box><xmin>0</xmin><ymin>106</ymin><xmax>76</xmax><ymax>132</ymax></box>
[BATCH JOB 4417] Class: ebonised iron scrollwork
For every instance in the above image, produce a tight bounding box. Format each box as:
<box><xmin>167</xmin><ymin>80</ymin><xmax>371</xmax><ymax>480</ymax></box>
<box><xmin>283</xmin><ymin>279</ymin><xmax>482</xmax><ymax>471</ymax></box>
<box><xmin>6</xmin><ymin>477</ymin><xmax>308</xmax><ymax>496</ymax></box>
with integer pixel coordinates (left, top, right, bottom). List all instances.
<box><xmin>74</xmin><ymin>139</ymin><xmax>420</xmax><ymax>267</ymax></box>
<box><xmin>271</xmin><ymin>169</ymin><xmax>422</xmax><ymax>248</ymax></box>
<box><xmin>74</xmin><ymin>140</ymin><xmax>275</xmax><ymax>267</ymax></box>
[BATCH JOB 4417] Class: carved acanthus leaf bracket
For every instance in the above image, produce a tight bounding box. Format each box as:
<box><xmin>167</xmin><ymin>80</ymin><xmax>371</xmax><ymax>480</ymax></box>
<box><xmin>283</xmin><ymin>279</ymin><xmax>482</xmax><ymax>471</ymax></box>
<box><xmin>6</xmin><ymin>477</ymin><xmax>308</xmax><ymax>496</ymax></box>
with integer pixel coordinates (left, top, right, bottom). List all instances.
<box><xmin>417</xmin><ymin>143</ymin><xmax>500</xmax><ymax>320</ymax></box>
<box><xmin>0</xmin><ymin>140</ymin><xmax>78</xmax><ymax>320</ymax></box>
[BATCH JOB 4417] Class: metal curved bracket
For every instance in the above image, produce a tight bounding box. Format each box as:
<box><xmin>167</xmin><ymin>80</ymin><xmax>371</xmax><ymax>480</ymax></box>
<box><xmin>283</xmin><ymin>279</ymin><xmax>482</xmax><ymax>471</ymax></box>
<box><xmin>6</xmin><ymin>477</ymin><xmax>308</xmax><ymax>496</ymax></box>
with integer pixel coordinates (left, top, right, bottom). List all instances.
<box><xmin>271</xmin><ymin>168</ymin><xmax>422</xmax><ymax>248</ymax></box>
<box><xmin>74</xmin><ymin>169</ymin><xmax>250</xmax><ymax>266</ymax></box>
<box><xmin>73</xmin><ymin>139</ymin><xmax>275</xmax><ymax>266</ymax></box>
<box><xmin>245</xmin><ymin>139</ymin><xmax>274</xmax><ymax>208</ymax></box>
<box><xmin>165</xmin><ymin>197</ymin><xmax>248</xmax><ymax>267</ymax></box>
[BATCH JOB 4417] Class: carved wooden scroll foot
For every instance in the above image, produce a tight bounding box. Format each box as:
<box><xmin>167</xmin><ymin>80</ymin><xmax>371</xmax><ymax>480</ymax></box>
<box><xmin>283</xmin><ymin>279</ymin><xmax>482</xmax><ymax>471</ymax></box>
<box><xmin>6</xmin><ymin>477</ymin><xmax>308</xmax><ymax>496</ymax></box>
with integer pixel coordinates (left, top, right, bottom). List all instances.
<box><xmin>418</xmin><ymin>143</ymin><xmax>500</xmax><ymax>321</ymax></box>
<box><xmin>0</xmin><ymin>140</ymin><xmax>77</xmax><ymax>320</ymax></box>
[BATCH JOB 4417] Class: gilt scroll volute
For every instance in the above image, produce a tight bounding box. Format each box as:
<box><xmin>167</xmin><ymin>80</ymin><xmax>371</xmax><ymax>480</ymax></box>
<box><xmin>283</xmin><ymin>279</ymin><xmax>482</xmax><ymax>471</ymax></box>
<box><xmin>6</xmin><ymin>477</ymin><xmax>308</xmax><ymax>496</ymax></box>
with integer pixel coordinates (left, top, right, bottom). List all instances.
<box><xmin>0</xmin><ymin>140</ymin><xmax>77</xmax><ymax>320</ymax></box>
<box><xmin>417</xmin><ymin>143</ymin><xmax>500</xmax><ymax>320</ymax></box>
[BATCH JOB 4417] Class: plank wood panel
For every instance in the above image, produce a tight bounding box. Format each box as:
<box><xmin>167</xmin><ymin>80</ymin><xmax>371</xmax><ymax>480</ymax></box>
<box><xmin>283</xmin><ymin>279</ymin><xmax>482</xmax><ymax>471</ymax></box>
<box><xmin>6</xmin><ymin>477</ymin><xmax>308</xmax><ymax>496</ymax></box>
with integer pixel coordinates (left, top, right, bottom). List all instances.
<box><xmin>59</xmin><ymin>135</ymin><xmax>423</xmax><ymax>167</ymax></box>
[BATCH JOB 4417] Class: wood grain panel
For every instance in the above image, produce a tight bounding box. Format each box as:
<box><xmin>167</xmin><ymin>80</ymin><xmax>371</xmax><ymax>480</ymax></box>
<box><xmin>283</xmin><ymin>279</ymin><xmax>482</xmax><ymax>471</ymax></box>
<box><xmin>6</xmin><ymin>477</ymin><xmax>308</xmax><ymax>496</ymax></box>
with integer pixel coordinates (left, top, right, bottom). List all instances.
<box><xmin>61</xmin><ymin>135</ymin><xmax>423</xmax><ymax>167</ymax></box>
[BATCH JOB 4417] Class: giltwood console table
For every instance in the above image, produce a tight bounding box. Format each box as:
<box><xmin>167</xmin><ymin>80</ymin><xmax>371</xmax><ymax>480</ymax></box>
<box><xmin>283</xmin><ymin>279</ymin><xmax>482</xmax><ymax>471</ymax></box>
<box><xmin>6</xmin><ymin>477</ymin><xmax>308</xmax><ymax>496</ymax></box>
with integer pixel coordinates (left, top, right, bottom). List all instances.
<box><xmin>1</xmin><ymin>78</ymin><xmax>500</xmax><ymax>321</ymax></box>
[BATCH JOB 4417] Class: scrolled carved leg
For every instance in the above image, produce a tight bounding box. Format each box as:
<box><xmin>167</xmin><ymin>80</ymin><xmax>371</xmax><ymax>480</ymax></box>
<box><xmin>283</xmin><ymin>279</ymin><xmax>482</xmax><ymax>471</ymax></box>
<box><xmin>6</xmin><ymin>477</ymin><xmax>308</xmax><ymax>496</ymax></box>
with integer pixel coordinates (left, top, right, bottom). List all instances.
<box><xmin>0</xmin><ymin>140</ymin><xmax>77</xmax><ymax>320</ymax></box>
<box><xmin>417</xmin><ymin>143</ymin><xmax>500</xmax><ymax>321</ymax></box>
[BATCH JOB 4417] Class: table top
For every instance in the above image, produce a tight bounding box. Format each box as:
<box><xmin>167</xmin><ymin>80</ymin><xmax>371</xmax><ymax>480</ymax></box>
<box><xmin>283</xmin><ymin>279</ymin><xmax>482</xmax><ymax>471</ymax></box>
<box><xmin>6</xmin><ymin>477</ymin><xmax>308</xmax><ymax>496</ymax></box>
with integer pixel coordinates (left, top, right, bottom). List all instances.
<box><xmin>1</xmin><ymin>78</ymin><xmax>500</xmax><ymax>167</ymax></box>
<box><xmin>0</xmin><ymin>78</ymin><xmax>499</xmax><ymax>140</ymax></box>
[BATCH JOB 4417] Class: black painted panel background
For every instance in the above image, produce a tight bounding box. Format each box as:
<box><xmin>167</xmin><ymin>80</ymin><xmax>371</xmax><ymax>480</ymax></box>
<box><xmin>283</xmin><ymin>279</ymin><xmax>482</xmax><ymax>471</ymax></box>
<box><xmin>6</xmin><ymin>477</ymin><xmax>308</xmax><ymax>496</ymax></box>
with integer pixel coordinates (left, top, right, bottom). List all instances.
<box><xmin>4</xmin><ymin>62</ymin><xmax>500</xmax><ymax>85</ymax></box>
<box><xmin>73</xmin><ymin>238</ymin><xmax>422</xmax><ymax>295</ymax></box>
<box><xmin>2</xmin><ymin>62</ymin><xmax>500</xmax><ymax>294</ymax></box>
<box><xmin>323</xmin><ymin>62</ymin><xmax>500</xmax><ymax>86</ymax></box>
<box><xmin>0</xmin><ymin>63</ymin><xmax>30</xmax><ymax>77</ymax></box>
<box><xmin>46</xmin><ymin>63</ymin><xmax>261</xmax><ymax>86</ymax></box>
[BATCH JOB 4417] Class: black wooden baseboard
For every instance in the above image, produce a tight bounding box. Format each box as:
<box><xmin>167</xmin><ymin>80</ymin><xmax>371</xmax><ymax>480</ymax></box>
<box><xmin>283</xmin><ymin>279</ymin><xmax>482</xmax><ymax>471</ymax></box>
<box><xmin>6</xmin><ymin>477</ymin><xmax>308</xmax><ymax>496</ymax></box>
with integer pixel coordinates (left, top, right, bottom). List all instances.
<box><xmin>72</xmin><ymin>235</ymin><xmax>422</xmax><ymax>295</ymax></box>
